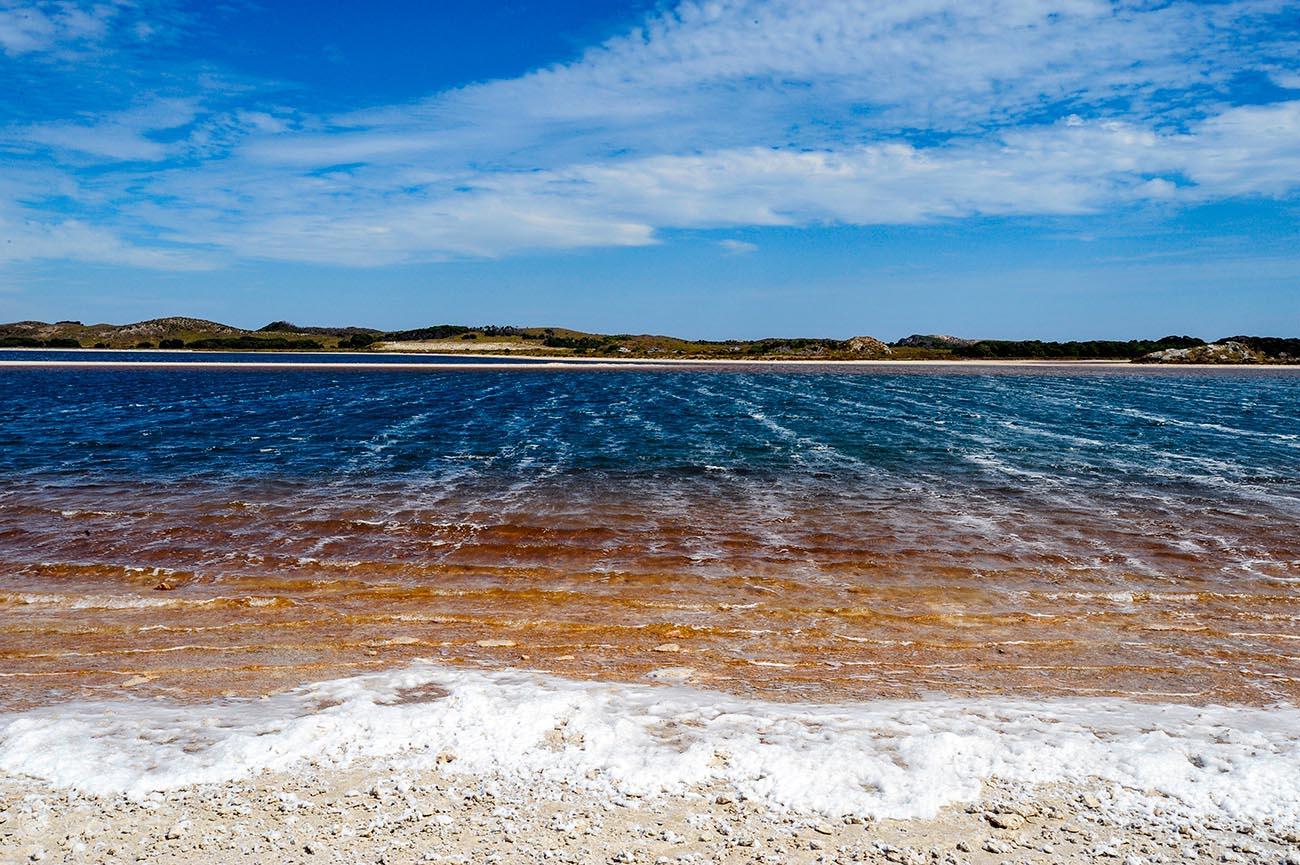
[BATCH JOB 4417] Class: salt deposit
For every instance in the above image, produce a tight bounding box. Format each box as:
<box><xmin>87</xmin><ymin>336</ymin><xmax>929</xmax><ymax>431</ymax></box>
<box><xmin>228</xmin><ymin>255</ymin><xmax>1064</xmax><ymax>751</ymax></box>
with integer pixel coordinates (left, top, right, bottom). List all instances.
<box><xmin>2</xmin><ymin>662</ymin><xmax>1298</xmax><ymax>829</ymax></box>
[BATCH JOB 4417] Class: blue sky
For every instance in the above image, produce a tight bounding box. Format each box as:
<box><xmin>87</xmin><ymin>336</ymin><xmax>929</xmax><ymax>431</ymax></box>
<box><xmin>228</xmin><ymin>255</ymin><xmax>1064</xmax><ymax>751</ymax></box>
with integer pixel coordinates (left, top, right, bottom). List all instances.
<box><xmin>1</xmin><ymin>0</ymin><xmax>1298</xmax><ymax>339</ymax></box>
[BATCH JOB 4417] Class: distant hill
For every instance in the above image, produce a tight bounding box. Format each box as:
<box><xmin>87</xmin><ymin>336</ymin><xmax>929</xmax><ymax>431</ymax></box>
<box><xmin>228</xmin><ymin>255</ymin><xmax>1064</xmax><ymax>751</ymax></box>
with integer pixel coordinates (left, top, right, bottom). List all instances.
<box><xmin>894</xmin><ymin>334</ymin><xmax>977</xmax><ymax>348</ymax></box>
<box><xmin>1221</xmin><ymin>336</ymin><xmax>1300</xmax><ymax>359</ymax></box>
<box><xmin>1</xmin><ymin>317</ymin><xmax>242</xmax><ymax>349</ymax></box>
<box><xmin>0</xmin><ymin>318</ymin><xmax>1295</xmax><ymax>362</ymax></box>
<box><xmin>1136</xmin><ymin>337</ymin><xmax>1300</xmax><ymax>365</ymax></box>
<box><xmin>258</xmin><ymin>321</ymin><xmax>383</xmax><ymax>337</ymax></box>
<box><xmin>0</xmin><ymin>317</ymin><xmax>894</xmax><ymax>358</ymax></box>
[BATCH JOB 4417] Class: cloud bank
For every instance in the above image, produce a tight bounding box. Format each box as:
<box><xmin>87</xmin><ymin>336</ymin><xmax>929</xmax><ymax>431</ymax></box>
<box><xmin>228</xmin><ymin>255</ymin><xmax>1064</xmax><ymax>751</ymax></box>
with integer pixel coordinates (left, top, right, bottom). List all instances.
<box><xmin>1</xmin><ymin>0</ymin><xmax>1298</xmax><ymax>268</ymax></box>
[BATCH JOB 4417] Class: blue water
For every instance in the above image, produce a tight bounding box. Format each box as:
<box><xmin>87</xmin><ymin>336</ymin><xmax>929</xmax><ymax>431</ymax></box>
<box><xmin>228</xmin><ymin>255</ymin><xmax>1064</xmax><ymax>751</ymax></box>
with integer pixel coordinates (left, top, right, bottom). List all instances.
<box><xmin>3</xmin><ymin>363</ymin><xmax>1299</xmax><ymax>575</ymax></box>
<box><xmin>2</xmin><ymin>365</ymin><xmax>1297</xmax><ymax>495</ymax></box>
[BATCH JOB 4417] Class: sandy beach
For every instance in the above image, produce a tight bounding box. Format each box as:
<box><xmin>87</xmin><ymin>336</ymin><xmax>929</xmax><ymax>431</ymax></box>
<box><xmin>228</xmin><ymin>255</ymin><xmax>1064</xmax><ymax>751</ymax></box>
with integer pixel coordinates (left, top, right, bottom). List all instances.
<box><xmin>5</xmin><ymin>762</ymin><xmax>1299</xmax><ymax>865</ymax></box>
<box><xmin>3</xmin><ymin>659</ymin><xmax>1300</xmax><ymax>865</ymax></box>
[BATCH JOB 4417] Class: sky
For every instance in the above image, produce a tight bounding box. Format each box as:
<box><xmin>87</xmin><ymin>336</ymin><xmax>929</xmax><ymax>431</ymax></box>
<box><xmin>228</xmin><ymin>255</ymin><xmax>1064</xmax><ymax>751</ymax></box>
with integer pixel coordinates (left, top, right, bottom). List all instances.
<box><xmin>1</xmin><ymin>0</ymin><xmax>1298</xmax><ymax>340</ymax></box>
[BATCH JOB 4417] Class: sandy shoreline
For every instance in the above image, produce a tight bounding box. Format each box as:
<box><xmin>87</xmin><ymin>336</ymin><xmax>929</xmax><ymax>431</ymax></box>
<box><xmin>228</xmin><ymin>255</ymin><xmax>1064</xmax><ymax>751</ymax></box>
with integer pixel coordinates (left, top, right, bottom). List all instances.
<box><xmin>2</xmin><ymin>356</ymin><xmax>1299</xmax><ymax>371</ymax></box>
<box><xmin>4</xmin><ymin>764</ymin><xmax>1298</xmax><ymax>865</ymax></box>
<box><xmin>4</xmin><ymin>344</ymin><xmax>1300</xmax><ymax>370</ymax></box>
<box><xmin>4</xmin><ymin>662</ymin><xmax>1300</xmax><ymax>863</ymax></box>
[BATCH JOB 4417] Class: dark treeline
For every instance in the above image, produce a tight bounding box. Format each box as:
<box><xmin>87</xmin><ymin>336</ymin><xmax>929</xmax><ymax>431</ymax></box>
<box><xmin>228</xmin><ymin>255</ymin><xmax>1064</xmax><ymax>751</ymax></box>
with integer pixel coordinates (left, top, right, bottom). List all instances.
<box><xmin>0</xmin><ymin>337</ymin><xmax>82</xmax><ymax>348</ymax></box>
<box><xmin>950</xmin><ymin>336</ymin><xmax>1204</xmax><ymax>359</ymax></box>
<box><xmin>258</xmin><ymin>321</ymin><xmax>381</xmax><ymax>338</ymax></box>
<box><xmin>185</xmin><ymin>336</ymin><xmax>325</xmax><ymax>350</ymax></box>
<box><xmin>1225</xmin><ymin>336</ymin><xmax>1300</xmax><ymax>357</ymax></box>
<box><xmin>541</xmin><ymin>334</ymin><xmax>617</xmax><ymax>351</ymax></box>
<box><xmin>384</xmin><ymin>324</ymin><xmax>533</xmax><ymax>341</ymax></box>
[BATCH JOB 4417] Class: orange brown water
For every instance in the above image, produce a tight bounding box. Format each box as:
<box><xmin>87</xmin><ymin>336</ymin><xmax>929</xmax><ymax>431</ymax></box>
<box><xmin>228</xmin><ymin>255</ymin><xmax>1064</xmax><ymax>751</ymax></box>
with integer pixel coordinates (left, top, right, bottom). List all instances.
<box><xmin>3</xmin><ymin>482</ymin><xmax>1297</xmax><ymax>710</ymax></box>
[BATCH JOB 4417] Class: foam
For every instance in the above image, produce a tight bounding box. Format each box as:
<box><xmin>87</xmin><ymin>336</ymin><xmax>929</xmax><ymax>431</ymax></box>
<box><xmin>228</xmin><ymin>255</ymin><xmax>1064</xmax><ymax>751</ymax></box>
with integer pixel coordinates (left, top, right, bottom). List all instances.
<box><xmin>0</xmin><ymin>591</ymin><xmax>290</xmax><ymax>611</ymax></box>
<box><xmin>2</xmin><ymin>663</ymin><xmax>1299</xmax><ymax>827</ymax></box>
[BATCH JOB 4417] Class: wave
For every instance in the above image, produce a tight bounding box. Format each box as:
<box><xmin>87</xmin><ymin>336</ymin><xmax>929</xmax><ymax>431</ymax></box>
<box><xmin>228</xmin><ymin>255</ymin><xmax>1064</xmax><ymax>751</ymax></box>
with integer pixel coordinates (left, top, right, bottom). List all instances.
<box><xmin>1</xmin><ymin>662</ymin><xmax>1298</xmax><ymax>828</ymax></box>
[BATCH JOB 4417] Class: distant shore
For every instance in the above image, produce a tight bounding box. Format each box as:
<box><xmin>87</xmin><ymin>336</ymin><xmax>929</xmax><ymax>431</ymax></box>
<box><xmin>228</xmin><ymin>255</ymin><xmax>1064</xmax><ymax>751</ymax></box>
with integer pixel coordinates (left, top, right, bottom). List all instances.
<box><xmin>2</xmin><ymin>350</ymin><xmax>1299</xmax><ymax>371</ymax></box>
<box><xmin>6</xmin><ymin>317</ymin><xmax>1298</xmax><ymax>363</ymax></box>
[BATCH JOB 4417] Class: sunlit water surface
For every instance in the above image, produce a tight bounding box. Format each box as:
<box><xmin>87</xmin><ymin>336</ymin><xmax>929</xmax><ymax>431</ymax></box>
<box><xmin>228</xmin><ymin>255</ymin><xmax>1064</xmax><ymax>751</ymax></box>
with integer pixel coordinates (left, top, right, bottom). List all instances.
<box><xmin>2</xmin><ymin>364</ymin><xmax>1298</xmax><ymax>709</ymax></box>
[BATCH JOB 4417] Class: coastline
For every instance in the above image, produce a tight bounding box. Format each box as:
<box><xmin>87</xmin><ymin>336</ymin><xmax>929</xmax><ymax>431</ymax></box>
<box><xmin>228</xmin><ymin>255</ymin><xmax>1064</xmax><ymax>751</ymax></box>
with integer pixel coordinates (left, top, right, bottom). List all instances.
<box><xmin>3</xmin><ymin>663</ymin><xmax>1300</xmax><ymax>863</ymax></box>
<box><xmin>6</xmin><ymin>764</ymin><xmax>1297</xmax><ymax>865</ymax></box>
<box><xmin>3</xmin><ymin>353</ymin><xmax>1300</xmax><ymax>371</ymax></box>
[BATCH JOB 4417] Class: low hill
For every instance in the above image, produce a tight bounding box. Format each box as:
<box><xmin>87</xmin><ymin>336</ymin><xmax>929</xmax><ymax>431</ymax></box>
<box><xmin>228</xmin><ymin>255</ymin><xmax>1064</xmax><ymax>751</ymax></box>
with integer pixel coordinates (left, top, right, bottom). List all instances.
<box><xmin>1</xmin><ymin>318</ymin><xmax>1295</xmax><ymax>362</ymax></box>
<box><xmin>1136</xmin><ymin>337</ymin><xmax>1300</xmax><ymax>364</ymax></box>
<box><xmin>894</xmin><ymin>334</ymin><xmax>976</xmax><ymax>348</ymax></box>
<box><xmin>0</xmin><ymin>317</ymin><xmax>328</xmax><ymax>350</ymax></box>
<box><xmin>0</xmin><ymin>318</ymin><xmax>897</xmax><ymax>358</ymax></box>
<box><xmin>258</xmin><ymin>321</ymin><xmax>383</xmax><ymax>337</ymax></box>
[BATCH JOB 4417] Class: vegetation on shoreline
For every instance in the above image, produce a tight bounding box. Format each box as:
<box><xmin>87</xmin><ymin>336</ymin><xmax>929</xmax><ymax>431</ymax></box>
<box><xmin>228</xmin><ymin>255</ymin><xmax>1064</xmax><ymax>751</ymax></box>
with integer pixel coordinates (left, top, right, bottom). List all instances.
<box><xmin>951</xmin><ymin>336</ymin><xmax>1204</xmax><ymax>360</ymax></box>
<box><xmin>0</xmin><ymin>318</ymin><xmax>1296</xmax><ymax>363</ymax></box>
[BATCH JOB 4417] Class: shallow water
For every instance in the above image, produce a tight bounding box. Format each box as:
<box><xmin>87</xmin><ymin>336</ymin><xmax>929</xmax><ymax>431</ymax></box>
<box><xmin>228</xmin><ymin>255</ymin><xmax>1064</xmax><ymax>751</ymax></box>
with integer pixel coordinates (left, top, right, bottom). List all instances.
<box><xmin>1</xmin><ymin>365</ymin><xmax>1298</xmax><ymax>709</ymax></box>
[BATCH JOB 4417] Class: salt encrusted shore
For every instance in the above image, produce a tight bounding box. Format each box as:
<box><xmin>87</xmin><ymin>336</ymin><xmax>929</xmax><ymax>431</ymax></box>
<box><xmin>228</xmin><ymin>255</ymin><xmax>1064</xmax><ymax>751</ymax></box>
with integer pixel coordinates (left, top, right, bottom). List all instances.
<box><xmin>3</xmin><ymin>768</ymin><xmax>1298</xmax><ymax>865</ymax></box>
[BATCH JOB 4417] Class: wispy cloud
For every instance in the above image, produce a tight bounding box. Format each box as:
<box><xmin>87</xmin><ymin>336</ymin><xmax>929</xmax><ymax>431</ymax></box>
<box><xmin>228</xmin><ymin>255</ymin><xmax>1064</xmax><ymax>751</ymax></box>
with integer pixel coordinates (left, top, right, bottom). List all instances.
<box><xmin>1</xmin><ymin>0</ymin><xmax>1298</xmax><ymax>269</ymax></box>
<box><xmin>131</xmin><ymin>102</ymin><xmax>1300</xmax><ymax>265</ymax></box>
<box><xmin>0</xmin><ymin>0</ymin><xmax>111</xmax><ymax>56</ymax></box>
<box><xmin>719</xmin><ymin>239</ymin><xmax>758</xmax><ymax>255</ymax></box>
<box><xmin>11</xmin><ymin>98</ymin><xmax>200</xmax><ymax>161</ymax></box>
<box><xmin>0</xmin><ymin>208</ymin><xmax>214</xmax><ymax>269</ymax></box>
<box><xmin>0</xmin><ymin>0</ymin><xmax>162</xmax><ymax>59</ymax></box>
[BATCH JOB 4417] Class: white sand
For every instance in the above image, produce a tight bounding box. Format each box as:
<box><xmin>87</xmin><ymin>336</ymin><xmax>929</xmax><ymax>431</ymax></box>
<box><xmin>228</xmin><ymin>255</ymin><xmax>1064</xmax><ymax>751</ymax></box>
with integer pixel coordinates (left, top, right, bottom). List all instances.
<box><xmin>3</xmin><ymin>664</ymin><xmax>1300</xmax><ymax>863</ymax></box>
<box><xmin>4</xmin><ymin>766</ymin><xmax>1298</xmax><ymax>865</ymax></box>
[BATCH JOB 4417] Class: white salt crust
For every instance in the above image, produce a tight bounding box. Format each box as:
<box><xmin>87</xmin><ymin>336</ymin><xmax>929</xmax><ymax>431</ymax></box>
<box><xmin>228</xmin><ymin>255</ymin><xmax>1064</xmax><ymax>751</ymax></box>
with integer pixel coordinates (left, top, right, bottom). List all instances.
<box><xmin>2</xmin><ymin>663</ymin><xmax>1297</xmax><ymax>827</ymax></box>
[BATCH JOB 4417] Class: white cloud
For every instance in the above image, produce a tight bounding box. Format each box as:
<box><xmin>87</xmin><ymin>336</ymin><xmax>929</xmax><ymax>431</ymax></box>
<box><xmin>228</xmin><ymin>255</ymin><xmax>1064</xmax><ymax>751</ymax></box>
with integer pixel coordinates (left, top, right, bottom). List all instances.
<box><xmin>123</xmin><ymin>103</ymin><xmax>1300</xmax><ymax>265</ymax></box>
<box><xmin>0</xmin><ymin>212</ymin><xmax>213</xmax><ymax>269</ymax></box>
<box><xmin>0</xmin><ymin>0</ymin><xmax>133</xmax><ymax>57</ymax></box>
<box><xmin>291</xmin><ymin>0</ymin><xmax>1295</xmax><ymax>169</ymax></box>
<box><xmin>719</xmin><ymin>239</ymin><xmax>758</xmax><ymax>254</ymax></box>
<box><xmin>10</xmin><ymin>98</ymin><xmax>200</xmax><ymax>161</ymax></box>
<box><xmin>211</xmin><ymin>0</ymin><xmax>1297</xmax><ymax>188</ymax></box>
<box><xmin>1</xmin><ymin>0</ymin><xmax>1298</xmax><ymax>268</ymax></box>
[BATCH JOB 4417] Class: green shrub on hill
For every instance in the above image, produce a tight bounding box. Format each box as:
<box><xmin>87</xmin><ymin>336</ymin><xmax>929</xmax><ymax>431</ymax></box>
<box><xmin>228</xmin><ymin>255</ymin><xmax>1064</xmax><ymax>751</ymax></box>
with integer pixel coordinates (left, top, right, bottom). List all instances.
<box><xmin>954</xmin><ymin>336</ymin><xmax>1204</xmax><ymax>359</ymax></box>
<box><xmin>541</xmin><ymin>334</ymin><xmax>616</xmax><ymax>351</ymax></box>
<box><xmin>0</xmin><ymin>337</ymin><xmax>84</xmax><ymax>348</ymax></box>
<box><xmin>384</xmin><ymin>325</ymin><xmax>470</xmax><ymax>340</ymax></box>
<box><xmin>1222</xmin><ymin>336</ymin><xmax>1300</xmax><ymax>358</ymax></box>
<box><xmin>186</xmin><ymin>336</ymin><xmax>324</xmax><ymax>350</ymax></box>
<box><xmin>341</xmin><ymin>333</ymin><xmax>377</xmax><ymax>349</ymax></box>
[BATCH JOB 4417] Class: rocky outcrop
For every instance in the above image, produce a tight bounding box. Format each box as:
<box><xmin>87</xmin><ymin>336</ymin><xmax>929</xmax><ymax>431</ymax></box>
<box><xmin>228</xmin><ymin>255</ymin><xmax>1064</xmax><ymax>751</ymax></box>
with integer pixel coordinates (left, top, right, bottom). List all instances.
<box><xmin>1136</xmin><ymin>341</ymin><xmax>1263</xmax><ymax>364</ymax></box>
<box><xmin>894</xmin><ymin>334</ymin><xmax>976</xmax><ymax>348</ymax></box>
<box><xmin>845</xmin><ymin>336</ymin><xmax>893</xmax><ymax>356</ymax></box>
